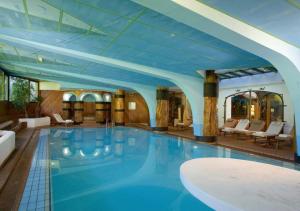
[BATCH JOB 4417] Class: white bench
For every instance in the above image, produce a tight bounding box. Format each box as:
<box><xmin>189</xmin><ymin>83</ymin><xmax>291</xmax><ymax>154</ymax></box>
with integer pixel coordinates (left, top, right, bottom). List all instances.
<box><xmin>0</xmin><ymin>130</ymin><xmax>15</xmax><ymax>166</ymax></box>
<box><xmin>19</xmin><ymin>117</ymin><xmax>51</xmax><ymax>128</ymax></box>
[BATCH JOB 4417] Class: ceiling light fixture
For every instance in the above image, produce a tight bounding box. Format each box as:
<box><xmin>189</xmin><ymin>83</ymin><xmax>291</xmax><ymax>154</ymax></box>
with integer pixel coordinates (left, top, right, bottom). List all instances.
<box><xmin>37</xmin><ymin>55</ymin><xmax>43</xmax><ymax>63</ymax></box>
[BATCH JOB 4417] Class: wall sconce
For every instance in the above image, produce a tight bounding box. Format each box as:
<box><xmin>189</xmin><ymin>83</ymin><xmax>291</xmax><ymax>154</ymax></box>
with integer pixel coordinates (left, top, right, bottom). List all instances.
<box><xmin>128</xmin><ymin>102</ymin><xmax>136</xmax><ymax>110</ymax></box>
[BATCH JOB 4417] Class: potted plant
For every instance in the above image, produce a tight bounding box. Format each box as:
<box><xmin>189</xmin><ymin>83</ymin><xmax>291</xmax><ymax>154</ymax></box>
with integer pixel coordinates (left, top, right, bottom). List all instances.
<box><xmin>11</xmin><ymin>78</ymin><xmax>32</xmax><ymax>118</ymax></box>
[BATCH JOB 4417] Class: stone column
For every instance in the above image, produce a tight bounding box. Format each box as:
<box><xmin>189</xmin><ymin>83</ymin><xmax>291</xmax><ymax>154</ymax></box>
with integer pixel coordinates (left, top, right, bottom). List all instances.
<box><xmin>114</xmin><ymin>89</ymin><xmax>125</xmax><ymax>126</ymax></box>
<box><xmin>203</xmin><ymin>70</ymin><xmax>219</xmax><ymax>139</ymax></box>
<box><xmin>154</xmin><ymin>87</ymin><xmax>169</xmax><ymax>131</ymax></box>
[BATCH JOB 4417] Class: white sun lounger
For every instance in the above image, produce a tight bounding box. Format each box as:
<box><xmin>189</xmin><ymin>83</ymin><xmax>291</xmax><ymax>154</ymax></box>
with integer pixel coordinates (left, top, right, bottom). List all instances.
<box><xmin>253</xmin><ymin>121</ymin><xmax>284</xmax><ymax>144</ymax></box>
<box><xmin>222</xmin><ymin>119</ymin><xmax>249</xmax><ymax>135</ymax></box>
<box><xmin>53</xmin><ymin>113</ymin><xmax>74</xmax><ymax>126</ymax></box>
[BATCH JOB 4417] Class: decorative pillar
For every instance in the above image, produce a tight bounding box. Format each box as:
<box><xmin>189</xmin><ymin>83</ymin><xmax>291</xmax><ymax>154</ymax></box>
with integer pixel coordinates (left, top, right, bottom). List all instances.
<box><xmin>203</xmin><ymin>70</ymin><xmax>218</xmax><ymax>140</ymax></box>
<box><xmin>114</xmin><ymin>89</ymin><xmax>125</xmax><ymax>126</ymax></box>
<box><xmin>74</xmin><ymin>101</ymin><xmax>83</xmax><ymax>124</ymax></box>
<box><xmin>95</xmin><ymin>102</ymin><xmax>105</xmax><ymax>124</ymax></box>
<box><xmin>154</xmin><ymin>87</ymin><xmax>169</xmax><ymax>131</ymax></box>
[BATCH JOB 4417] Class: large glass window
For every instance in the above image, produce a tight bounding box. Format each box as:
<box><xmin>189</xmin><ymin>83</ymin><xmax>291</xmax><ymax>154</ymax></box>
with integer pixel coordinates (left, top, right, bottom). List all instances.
<box><xmin>30</xmin><ymin>81</ymin><xmax>38</xmax><ymax>101</ymax></box>
<box><xmin>9</xmin><ymin>76</ymin><xmax>39</xmax><ymax>102</ymax></box>
<box><xmin>10</xmin><ymin>76</ymin><xmax>29</xmax><ymax>102</ymax></box>
<box><xmin>4</xmin><ymin>75</ymin><xmax>8</xmax><ymax>100</ymax></box>
<box><xmin>225</xmin><ymin>90</ymin><xmax>284</xmax><ymax>127</ymax></box>
<box><xmin>9</xmin><ymin>76</ymin><xmax>17</xmax><ymax>101</ymax></box>
<box><xmin>0</xmin><ymin>70</ymin><xmax>6</xmax><ymax>101</ymax></box>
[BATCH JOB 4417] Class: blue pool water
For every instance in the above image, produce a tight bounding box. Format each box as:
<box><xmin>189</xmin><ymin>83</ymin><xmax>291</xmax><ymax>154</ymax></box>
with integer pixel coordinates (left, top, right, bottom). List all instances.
<box><xmin>22</xmin><ymin>127</ymin><xmax>300</xmax><ymax>211</ymax></box>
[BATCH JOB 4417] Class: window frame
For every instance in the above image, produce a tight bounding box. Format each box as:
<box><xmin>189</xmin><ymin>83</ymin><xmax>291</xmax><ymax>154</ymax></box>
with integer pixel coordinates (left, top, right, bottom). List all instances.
<box><xmin>0</xmin><ymin>68</ymin><xmax>39</xmax><ymax>102</ymax></box>
<box><xmin>0</xmin><ymin>68</ymin><xmax>9</xmax><ymax>101</ymax></box>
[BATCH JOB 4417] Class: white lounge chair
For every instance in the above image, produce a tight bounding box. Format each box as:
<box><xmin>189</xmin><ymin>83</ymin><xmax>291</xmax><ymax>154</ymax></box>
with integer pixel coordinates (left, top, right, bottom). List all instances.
<box><xmin>222</xmin><ymin>119</ymin><xmax>249</xmax><ymax>135</ymax></box>
<box><xmin>253</xmin><ymin>121</ymin><xmax>284</xmax><ymax>145</ymax></box>
<box><xmin>53</xmin><ymin>114</ymin><xmax>73</xmax><ymax>126</ymax></box>
<box><xmin>235</xmin><ymin>120</ymin><xmax>265</xmax><ymax>136</ymax></box>
<box><xmin>274</xmin><ymin>123</ymin><xmax>294</xmax><ymax>149</ymax></box>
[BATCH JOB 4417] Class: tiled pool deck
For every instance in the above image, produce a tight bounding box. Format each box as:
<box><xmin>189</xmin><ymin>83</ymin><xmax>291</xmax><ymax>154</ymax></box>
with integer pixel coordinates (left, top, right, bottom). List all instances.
<box><xmin>18</xmin><ymin>131</ymin><xmax>50</xmax><ymax>211</ymax></box>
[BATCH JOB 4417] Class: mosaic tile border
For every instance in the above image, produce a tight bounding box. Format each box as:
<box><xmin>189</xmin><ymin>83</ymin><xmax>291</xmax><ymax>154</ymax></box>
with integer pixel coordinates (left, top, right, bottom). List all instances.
<box><xmin>19</xmin><ymin>130</ymin><xmax>50</xmax><ymax>211</ymax></box>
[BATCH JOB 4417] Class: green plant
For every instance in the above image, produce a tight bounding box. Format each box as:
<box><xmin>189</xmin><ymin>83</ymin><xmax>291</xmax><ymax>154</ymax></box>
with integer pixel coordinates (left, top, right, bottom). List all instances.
<box><xmin>0</xmin><ymin>71</ymin><xmax>5</xmax><ymax>100</ymax></box>
<box><xmin>11</xmin><ymin>78</ymin><xmax>33</xmax><ymax>118</ymax></box>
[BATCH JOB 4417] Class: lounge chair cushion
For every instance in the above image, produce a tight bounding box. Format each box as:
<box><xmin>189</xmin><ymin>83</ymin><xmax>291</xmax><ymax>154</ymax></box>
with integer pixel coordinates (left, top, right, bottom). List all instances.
<box><xmin>278</xmin><ymin>134</ymin><xmax>292</xmax><ymax>138</ymax></box>
<box><xmin>223</xmin><ymin>119</ymin><xmax>238</xmax><ymax>128</ymax></box>
<box><xmin>53</xmin><ymin>114</ymin><xmax>73</xmax><ymax>124</ymax></box>
<box><xmin>283</xmin><ymin>123</ymin><xmax>294</xmax><ymax>135</ymax></box>
<box><xmin>236</xmin><ymin>120</ymin><xmax>265</xmax><ymax>135</ymax></box>
<box><xmin>253</xmin><ymin>121</ymin><xmax>284</xmax><ymax>137</ymax></box>
<box><xmin>222</xmin><ymin>119</ymin><xmax>249</xmax><ymax>133</ymax></box>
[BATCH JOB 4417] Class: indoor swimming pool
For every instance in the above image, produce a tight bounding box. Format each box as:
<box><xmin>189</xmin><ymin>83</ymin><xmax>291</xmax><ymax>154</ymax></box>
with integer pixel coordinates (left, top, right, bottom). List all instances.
<box><xmin>19</xmin><ymin>127</ymin><xmax>300</xmax><ymax>211</ymax></box>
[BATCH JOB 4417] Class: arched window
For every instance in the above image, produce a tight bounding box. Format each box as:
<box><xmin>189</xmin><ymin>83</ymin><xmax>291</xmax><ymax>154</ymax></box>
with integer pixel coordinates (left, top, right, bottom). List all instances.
<box><xmin>224</xmin><ymin>90</ymin><xmax>284</xmax><ymax>127</ymax></box>
<box><xmin>63</xmin><ymin>93</ymin><xmax>77</xmax><ymax>101</ymax></box>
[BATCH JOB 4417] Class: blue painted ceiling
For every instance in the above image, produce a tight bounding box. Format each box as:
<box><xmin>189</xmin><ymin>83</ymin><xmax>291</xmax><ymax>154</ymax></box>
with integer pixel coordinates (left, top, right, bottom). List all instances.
<box><xmin>199</xmin><ymin>0</ymin><xmax>300</xmax><ymax>47</ymax></box>
<box><xmin>0</xmin><ymin>0</ymin><xmax>271</xmax><ymax>89</ymax></box>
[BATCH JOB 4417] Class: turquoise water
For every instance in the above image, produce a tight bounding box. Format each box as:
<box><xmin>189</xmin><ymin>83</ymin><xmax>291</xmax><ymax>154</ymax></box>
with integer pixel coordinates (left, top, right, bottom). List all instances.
<box><xmin>47</xmin><ymin>127</ymin><xmax>299</xmax><ymax>211</ymax></box>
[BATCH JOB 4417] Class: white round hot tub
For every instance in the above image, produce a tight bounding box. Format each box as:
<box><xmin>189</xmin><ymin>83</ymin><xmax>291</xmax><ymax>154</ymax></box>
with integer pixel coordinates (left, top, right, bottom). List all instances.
<box><xmin>180</xmin><ymin>158</ymin><xmax>300</xmax><ymax>211</ymax></box>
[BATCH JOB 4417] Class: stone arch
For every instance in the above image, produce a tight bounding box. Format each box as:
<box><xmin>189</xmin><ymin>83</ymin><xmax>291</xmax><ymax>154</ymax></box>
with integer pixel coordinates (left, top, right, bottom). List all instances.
<box><xmin>138</xmin><ymin>0</ymin><xmax>300</xmax><ymax>157</ymax></box>
<box><xmin>63</xmin><ymin>92</ymin><xmax>77</xmax><ymax>101</ymax></box>
<box><xmin>79</xmin><ymin>92</ymin><xmax>103</xmax><ymax>102</ymax></box>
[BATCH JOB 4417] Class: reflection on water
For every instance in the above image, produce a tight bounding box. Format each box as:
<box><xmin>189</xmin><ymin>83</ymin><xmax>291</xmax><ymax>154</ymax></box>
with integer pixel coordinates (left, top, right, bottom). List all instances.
<box><xmin>46</xmin><ymin>127</ymin><xmax>299</xmax><ymax>211</ymax></box>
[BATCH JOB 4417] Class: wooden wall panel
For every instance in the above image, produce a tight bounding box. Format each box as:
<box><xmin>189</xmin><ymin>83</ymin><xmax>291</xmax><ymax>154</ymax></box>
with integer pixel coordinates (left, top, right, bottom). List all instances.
<box><xmin>124</xmin><ymin>92</ymin><xmax>149</xmax><ymax>124</ymax></box>
<box><xmin>83</xmin><ymin>102</ymin><xmax>96</xmax><ymax>117</ymax></box>
<box><xmin>40</xmin><ymin>90</ymin><xmax>63</xmax><ymax>118</ymax></box>
<box><xmin>0</xmin><ymin>101</ymin><xmax>37</xmax><ymax>123</ymax></box>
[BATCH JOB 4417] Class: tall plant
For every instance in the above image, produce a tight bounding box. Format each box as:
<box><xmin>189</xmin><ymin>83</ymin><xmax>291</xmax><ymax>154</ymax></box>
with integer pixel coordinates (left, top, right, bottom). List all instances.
<box><xmin>11</xmin><ymin>78</ymin><xmax>33</xmax><ymax>118</ymax></box>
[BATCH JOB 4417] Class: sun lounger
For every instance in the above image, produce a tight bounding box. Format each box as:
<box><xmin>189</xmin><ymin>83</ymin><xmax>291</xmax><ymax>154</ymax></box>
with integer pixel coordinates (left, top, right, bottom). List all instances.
<box><xmin>53</xmin><ymin>113</ymin><xmax>74</xmax><ymax>126</ymax></box>
<box><xmin>235</xmin><ymin>120</ymin><xmax>265</xmax><ymax>136</ymax></box>
<box><xmin>274</xmin><ymin>123</ymin><xmax>294</xmax><ymax>149</ymax></box>
<box><xmin>219</xmin><ymin>119</ymin><xmax>238</xmax><ymax>133</ymax></box>
<box><xmin>222</xmin><ymin>119</ymin><xmax>249</xmax><ymax>135</ymax></box>
<box><xmin>252</xmin><ymin>121</ymin><xmax>284</xmax><ymax>145</ymax></box>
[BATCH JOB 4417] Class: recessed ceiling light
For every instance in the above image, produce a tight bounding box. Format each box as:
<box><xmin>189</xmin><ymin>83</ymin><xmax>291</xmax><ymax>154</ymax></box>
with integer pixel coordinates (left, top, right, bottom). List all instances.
<box><xmin>37</xmin><ymin>55</ymin><xmax>43</xmax><ymax>62</ymax></box>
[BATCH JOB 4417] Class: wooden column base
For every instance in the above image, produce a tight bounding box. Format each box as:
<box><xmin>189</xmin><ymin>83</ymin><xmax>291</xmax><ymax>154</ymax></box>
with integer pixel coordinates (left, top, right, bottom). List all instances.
<box><xmin>195</xmin><ymin>136</ymin><xmax>216</xmax><ymax>142</ymax></box>
<box><xmin>151</xmin><ymin>127</ymin><xmax>168</xmax><ymax>131</ymax></box>
<box><xmin>96</xmin><ymin>121</ymin><xmax>106</xmax><ymax>124</ymax></box>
